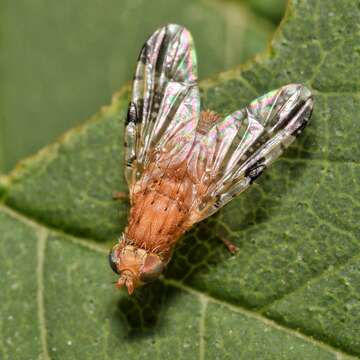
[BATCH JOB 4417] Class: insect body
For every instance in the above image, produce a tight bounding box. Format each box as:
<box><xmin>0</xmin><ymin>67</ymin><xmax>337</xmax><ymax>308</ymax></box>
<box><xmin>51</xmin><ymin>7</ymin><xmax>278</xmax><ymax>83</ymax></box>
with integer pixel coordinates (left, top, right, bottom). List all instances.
<box><xmin>109</xmin><ymin>24</ymin><xmax>314</xmax><ymax>294</ymax></box>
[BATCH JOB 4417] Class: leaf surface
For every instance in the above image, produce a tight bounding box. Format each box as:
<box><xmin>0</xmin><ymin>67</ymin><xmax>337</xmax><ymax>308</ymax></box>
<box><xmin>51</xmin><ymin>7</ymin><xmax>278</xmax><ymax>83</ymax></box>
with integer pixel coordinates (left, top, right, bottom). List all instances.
<box><xmin>0</xmin><ymin>0</ymin><xmax>276</xmax><ymax>172</ymax></box>
<box><xmin>1</xmin><ymin>0</ymin><xmax>360</xmax><ymax>358</ymax></box>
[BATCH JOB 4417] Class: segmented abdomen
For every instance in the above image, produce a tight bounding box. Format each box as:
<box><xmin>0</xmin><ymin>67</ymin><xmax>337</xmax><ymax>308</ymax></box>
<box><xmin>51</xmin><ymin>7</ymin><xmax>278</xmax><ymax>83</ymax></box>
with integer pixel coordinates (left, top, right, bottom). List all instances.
<box><xmin>125</xmin><ymin>175</ymin><xmax>195</xmax><ymax>254</ymax></box>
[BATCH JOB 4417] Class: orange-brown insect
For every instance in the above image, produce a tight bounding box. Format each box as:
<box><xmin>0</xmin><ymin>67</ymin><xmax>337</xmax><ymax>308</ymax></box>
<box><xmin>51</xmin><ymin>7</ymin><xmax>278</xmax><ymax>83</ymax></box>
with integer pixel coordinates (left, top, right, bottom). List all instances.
<box><xmin>109</xmin><ymin>24</ymin><xmax>313</xmax><ymax>294</ymax></box>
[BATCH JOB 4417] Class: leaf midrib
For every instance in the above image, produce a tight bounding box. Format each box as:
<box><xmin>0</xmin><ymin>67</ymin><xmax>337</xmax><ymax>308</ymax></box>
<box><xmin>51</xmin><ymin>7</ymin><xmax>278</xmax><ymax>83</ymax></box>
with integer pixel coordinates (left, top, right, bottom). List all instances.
<box><xmin>36</xmin><ymin>227</ymin><xmax>50</xmax><ymax>360</ymax></box>
<box><xmin>0</xmin><ymin>202</ymin><xmax>358</xmax><ymax>359</ymax></box>
<box><xmin>0</xmin><ymin>80</ymin><xmax>359</xmax><ymax>356</ymax></box>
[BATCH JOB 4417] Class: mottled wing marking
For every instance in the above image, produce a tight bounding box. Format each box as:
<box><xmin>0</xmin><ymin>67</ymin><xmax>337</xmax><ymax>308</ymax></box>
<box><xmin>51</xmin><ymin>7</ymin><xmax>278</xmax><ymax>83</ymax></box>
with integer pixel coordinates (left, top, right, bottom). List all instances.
<box><xmin>195</xmin><ymin>84</ymin><xmax>313</xmax><ymax>220</ymax></box>
<box><xmin>124</xmin><ymin>24</ymin><xmax>200</xmax><ymax>200</ymax></box>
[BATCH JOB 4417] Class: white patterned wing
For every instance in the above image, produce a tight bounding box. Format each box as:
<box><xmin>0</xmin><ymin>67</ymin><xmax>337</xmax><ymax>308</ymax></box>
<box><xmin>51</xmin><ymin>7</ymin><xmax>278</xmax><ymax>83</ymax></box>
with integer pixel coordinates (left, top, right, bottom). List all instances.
<box><xmin>194</xmin><ymin>84</ymin><xmax>313</xmax><ymax>221</ymax></box>
<box><xmin>124</xmin><ymin>24</ymin><xmax>200</xmax><ymax>199</ymax></box>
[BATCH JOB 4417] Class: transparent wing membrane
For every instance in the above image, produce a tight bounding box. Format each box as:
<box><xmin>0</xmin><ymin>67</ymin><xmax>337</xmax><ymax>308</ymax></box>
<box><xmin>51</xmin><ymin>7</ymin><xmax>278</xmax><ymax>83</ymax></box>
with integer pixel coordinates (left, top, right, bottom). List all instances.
<box><xmin>124</xmin><ymin>25</ymin><xmax>313</xmax><ymax>223</ymax></box>
<box><xmin>194</xmin><ymin>84</ymin><xmax>313</xmax><ymax>221</ymax></box>
<box><xmin>124</xmin><ymin>24</ymin><xmax>200</xmax><ymax>201</ymax></box>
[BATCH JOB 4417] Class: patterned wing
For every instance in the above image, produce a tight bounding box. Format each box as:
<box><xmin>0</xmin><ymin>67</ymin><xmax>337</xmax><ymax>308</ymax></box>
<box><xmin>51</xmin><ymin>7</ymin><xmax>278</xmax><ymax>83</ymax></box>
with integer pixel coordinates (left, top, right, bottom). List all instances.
<box><xmin>192</xmin><ymin>84</ymin><xmax>313</xmax><ymax>221</ymax></box>
<box><xmin>124</xmin><ymin>24</ymin><xmax>200</xmax><ymax>199</ymax></box>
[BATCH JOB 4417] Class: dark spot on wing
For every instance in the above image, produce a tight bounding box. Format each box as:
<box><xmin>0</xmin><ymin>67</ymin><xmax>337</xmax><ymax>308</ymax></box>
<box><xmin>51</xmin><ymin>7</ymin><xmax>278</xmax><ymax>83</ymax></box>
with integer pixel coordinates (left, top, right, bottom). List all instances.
<box><xmin>126</xmin><ymin>102</ymin><xmax>139</xmax><ymax>125</ymax></box>
<box><xmin>137</xmin><ymin>43</ymin><xmax>149</xmax><ymax>64</ymax></box>
<box><xmin>245</xmin><ymin>157</ymin><xmax>266</xmax><ymax>184</ymax></box>
<box><xmin>291</xmin><ymin>107</ymin><xmax>313</xmax><ymax>137</ymax></box>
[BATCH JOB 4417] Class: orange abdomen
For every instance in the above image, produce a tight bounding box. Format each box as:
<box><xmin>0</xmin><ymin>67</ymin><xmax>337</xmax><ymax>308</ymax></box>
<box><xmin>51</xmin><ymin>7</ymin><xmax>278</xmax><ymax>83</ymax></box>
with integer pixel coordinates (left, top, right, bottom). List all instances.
<box><xmin>125</xmin><ymin>174</ymin><xmax>195</xmax><ymax>254</ymax></box>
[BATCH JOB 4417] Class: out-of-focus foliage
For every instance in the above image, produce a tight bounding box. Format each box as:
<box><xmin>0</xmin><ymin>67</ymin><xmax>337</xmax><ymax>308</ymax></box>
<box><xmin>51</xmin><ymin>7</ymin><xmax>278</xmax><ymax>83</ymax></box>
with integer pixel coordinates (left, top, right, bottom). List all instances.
<box><xmin>0</xmin><ymin>0</ymin><xmax>284</xmax><ymax>172</ymax></box>
<box><xmin>241</xmin><ymin>0</ymin><xmax>286</xmax><ymax>24</ymax></box>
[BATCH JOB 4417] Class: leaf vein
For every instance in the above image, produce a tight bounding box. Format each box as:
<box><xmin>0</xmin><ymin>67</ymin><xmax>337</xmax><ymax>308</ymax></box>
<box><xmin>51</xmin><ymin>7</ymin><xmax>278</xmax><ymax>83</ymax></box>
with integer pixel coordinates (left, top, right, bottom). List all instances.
<box><xmin>258</xmin><ymin>249</ymin><xmax>360</xmax><ymax>314</ymax></box>
<box><xmin>1</xmin><ymin>195</ymin><xmax>360</xmax><ymax>358</ymax></box>
<box><xmin>36</xmin><ymin>227</ymin><xmax>51</xmax><ymax>360</ymax></box>
<box><xmin>198</xmin><ymin>296</ymin><xmax>208</xmax><ymax>360</ymax></box>
<box><xmin>163</xmin><ymin>278</ymin><xmax>358</xmax><ymax>360</ymax></box>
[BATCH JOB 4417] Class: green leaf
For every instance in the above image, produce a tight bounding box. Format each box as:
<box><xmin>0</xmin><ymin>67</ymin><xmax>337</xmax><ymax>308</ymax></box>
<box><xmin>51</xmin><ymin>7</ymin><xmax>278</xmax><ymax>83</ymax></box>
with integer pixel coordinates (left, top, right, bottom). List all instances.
<box><xmin>1</xmin><ymin>0</ymin><xmax>360</xmax><ymax>358</ymax></box>
<box><xmin>0</xmin><ymin>207</ymin><xmax>351</xmax><ymax>360</ymax></box>
<box><xmin>238</xmin><ymin>0</ymin><xmax>287</xmax><ymax>23</ymax></box>
<box><xmin>0</xmin><ymin>0</ymin><xmax>277</xmax><ymax>173</ymax></box>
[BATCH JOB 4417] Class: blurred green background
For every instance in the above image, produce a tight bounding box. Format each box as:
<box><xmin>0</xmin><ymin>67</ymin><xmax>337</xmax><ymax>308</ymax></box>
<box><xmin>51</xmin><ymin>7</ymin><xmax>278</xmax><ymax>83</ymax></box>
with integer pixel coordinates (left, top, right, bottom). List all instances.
<box><xmin>0</xmin><ymin>0</ymin><xmax>285</xmax><ymax>173</ymax></box>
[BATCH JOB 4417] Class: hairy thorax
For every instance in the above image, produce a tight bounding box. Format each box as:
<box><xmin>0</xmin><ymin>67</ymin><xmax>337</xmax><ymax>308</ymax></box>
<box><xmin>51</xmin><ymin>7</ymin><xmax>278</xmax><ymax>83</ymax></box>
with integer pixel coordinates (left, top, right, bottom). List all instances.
<box><xmin>125</xmin><ymin>172</ymin><xmax>196</xmax><ymax>254</ymax></box>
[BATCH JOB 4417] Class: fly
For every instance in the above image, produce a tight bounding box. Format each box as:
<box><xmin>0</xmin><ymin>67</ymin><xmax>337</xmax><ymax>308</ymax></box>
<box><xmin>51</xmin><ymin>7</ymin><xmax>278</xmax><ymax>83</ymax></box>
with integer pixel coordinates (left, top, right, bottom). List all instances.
<box><xmin>109</xmin><ymin>24</ymin><xmax>314</xmax><ymax>294</ymax></box>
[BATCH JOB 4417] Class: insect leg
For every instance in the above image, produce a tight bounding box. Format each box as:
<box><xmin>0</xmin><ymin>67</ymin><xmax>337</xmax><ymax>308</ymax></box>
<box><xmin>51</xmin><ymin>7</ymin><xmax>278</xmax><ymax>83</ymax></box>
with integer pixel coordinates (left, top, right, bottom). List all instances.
<box><xmin>112</xmin><ymin>191</ymin><xmax>129</xmax><ymax>202</ymax></box>
<box><xmin>217</xmin><ymin>235</ymin><xmax>238</xmax><ymax>254</ymax></box>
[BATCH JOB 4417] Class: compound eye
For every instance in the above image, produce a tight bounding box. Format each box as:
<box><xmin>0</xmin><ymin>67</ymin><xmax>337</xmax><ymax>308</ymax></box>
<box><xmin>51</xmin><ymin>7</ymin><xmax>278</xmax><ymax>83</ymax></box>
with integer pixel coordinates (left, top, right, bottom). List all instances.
<box><xmin>139</xmin><ymin>254</ymin><xmax>164</xmax><ymax>283</ymax></box>
<box><xmin>108</xmin><ymin>247</ymin><xmax>120</xmax><ymax>274</ymax></box>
